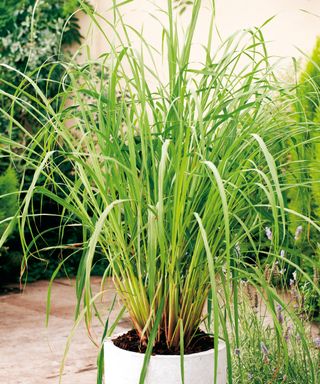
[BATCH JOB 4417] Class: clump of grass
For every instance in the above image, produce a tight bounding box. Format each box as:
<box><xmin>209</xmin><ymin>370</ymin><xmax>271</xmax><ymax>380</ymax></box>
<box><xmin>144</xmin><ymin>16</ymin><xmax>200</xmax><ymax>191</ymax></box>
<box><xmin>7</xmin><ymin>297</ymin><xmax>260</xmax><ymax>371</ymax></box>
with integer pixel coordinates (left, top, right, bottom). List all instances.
<box><xmin>0</xmin><ymin>1</ymin><xmax>319</xmax><ymax>383</ymax></box>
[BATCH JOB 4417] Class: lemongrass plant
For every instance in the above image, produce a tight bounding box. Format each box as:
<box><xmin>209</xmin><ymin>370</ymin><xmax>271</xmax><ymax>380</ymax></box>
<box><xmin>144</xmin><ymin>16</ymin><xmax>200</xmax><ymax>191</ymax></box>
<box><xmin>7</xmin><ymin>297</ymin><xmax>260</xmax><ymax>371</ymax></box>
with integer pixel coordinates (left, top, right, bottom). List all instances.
<box><xmin>1</xmin><ymin>0</ymin><xmax>319</xmax><ymax>382</ymax></box>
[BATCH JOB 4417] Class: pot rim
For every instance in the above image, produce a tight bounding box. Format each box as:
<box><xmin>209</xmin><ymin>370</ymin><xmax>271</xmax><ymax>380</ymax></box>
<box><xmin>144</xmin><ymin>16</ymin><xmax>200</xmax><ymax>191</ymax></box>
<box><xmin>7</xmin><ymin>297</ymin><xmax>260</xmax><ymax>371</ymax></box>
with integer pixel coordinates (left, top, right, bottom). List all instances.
<box><xmin>105</xmin><ymin>331</ymin><xmax>226</xmax><ymax>359</ymax></box>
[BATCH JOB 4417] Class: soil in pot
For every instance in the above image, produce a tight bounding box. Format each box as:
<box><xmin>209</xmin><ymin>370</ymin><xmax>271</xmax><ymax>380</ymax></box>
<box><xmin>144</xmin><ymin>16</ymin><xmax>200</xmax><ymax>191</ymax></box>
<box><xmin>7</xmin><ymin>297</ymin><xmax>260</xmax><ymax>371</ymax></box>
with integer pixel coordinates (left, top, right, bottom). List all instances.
<box><xmin>113</xmin><ymin>329</ymin><xmax>214</xmax><ymax>355</ymax></box>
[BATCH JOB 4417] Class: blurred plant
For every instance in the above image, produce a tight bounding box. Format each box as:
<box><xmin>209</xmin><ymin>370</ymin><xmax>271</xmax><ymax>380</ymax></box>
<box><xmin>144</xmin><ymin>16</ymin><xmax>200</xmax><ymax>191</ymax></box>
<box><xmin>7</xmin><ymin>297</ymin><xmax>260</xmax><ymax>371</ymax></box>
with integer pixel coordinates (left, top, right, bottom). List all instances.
<box><xmin>299</xmin><ymin>281</ymin><xmax>320</xmax><ymax>322</ymax></box>
<box><xmin>174</xmin><ymin>0</ymin><xmax>194</xmax><ymax>14</ymax></box>
<box><xmin>286</xmin><ymin>37</ymin><xmax>320</xmax><ymax>318</ymax></box>
<box><xmin>232</xmin><ymin>296</ymin><xmax>320</xmax><ymax>383</ymax></box>
<box><xmin>0</xmin><ymin>168</ymin><xmax>18</xmax><ymax>238</ymax></box>
<box><xmin>0</xmin><ymin>0</ymin><xmax>81</xmax><ymax>147</ymax></box>
<box><xmin>0</xmin><ymin>168</ymin><xmax>20</xmax><ymax>282</ymax></box>
<box><xmin>0</xmin><ymin>0</ymin><xmax>83</xmax><ymax>283</ymax></box>
<box><xmin>299</xmin><ymin>37</ymin><xmax>320</xmax><ymax>121</ymax></box>
<box><xmin>287</xmin><ymin>37</ymin><xmax>320</xmax><ymax>235</ymax></box>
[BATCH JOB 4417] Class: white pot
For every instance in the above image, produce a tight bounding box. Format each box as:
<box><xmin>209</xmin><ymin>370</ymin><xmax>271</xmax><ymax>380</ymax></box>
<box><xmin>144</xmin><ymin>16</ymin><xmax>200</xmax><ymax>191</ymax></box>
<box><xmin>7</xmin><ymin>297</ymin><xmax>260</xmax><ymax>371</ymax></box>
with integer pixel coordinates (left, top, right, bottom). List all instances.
<box><xmin>104</xmin><ymin>333</ymin><xmax>227</xmax><ymax>384</ymax></box>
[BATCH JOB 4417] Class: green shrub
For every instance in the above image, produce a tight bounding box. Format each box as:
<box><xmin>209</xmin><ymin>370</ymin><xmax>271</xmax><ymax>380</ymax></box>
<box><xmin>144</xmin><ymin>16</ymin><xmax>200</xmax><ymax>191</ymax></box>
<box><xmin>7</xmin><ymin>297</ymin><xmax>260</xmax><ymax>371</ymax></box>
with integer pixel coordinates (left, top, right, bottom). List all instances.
<box><xmin>0</xmin><ymin>0</ymin><xmax>85</xmax><ymax>283</ymax></box>
<box><xmin>299</xmin><ymin>37</ymin><xmax>320</xmax><ymax>120</ymax></box>
<box><xmin>286</xmin><ymin>37</ymin><xmax>320</xmax><ymax>318</ymax></box>
<box><xmin>300</xmin><ymin>281</ymin><xmax>320</xmax><ymax>321</ymax></box>
<box><xmin>0</xmin><ymin>0</ymin><xmax>81</xmax><ymax>148</ymax></box>
<box><xmin>0</xmin><ymin>168</ymin><xmax>20</xmax><ymax>283</ymax></box>
<box><xmin>0</xmin><ymin>168</ymin><xmax>18</xmax><ymax>237</ymax></box>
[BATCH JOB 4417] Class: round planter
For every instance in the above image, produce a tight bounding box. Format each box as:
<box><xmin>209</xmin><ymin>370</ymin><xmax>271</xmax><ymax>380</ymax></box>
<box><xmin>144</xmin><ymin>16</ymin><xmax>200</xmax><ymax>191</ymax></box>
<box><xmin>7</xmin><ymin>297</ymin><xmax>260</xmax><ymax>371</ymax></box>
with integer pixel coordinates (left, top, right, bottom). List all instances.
<box><xmin>104</xmin><ymin>333</ymin><xmax>227</xmax><ymax>384</ymax></box>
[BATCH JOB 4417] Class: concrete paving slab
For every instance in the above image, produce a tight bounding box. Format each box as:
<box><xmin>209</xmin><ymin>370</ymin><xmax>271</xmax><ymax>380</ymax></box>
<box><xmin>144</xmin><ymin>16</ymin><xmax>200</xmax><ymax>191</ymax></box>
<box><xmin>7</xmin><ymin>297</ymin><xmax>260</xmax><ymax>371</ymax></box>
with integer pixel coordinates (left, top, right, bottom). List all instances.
<box><xmin>0</xmin><ymin>277</ymin><xmax>131</xmax><ymax>384</ymax></box>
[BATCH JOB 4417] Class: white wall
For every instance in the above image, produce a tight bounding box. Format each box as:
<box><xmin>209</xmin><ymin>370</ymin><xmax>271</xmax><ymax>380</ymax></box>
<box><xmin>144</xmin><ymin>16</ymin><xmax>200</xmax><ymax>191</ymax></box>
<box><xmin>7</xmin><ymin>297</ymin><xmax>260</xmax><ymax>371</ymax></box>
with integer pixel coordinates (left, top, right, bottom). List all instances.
<box><xmin>75</xmin><ymin>0</ymin><xmax>320</xmax><ymax>71</ymax></box>
<box><xmin>215</xmin><ymin>0</ymin><xmax>320</xmax><ymax>57</ymax></box>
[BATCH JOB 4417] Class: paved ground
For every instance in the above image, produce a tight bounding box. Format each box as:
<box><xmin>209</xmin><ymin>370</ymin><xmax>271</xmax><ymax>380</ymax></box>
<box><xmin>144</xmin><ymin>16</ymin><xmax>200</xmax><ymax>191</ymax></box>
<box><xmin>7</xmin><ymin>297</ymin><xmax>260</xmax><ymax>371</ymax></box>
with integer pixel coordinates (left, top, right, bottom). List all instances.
<box><xmin>0</xmin><ymin>277</ymin><xmax>131</xmax><ymax>384</ymax></box>
<box><xmin>1</xmin><ymin>278</ymin><xmax>319</xmax><ymax>384</ymax></box>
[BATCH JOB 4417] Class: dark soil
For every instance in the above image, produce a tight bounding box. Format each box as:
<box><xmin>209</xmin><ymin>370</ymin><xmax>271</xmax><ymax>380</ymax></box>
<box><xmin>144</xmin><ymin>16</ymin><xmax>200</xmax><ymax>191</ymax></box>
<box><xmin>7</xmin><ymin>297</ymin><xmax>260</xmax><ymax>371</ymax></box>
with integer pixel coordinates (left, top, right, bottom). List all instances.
<box><xmin>113</xmin><ymin>329</ymin><xmax>214</xmax><ymax>355</ymax></box>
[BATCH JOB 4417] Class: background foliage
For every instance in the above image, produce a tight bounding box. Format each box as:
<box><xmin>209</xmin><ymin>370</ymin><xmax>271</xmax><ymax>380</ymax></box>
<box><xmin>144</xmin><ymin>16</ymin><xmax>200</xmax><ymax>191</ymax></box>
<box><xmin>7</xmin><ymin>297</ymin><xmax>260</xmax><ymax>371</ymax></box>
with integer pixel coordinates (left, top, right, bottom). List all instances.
<box><xmin>0</xmin><ymin>0</ymin><xmax>87</xmax><ymax>284</ymax></box>
<box><xmin>287</xmin><ymin>37</ymin><xmax>320</xmax><ymax>320</ymax></box>
<box><xmin>0</xmin><ymin>0</ymin><xmax>81</xmax><ymax>146</ymax></box>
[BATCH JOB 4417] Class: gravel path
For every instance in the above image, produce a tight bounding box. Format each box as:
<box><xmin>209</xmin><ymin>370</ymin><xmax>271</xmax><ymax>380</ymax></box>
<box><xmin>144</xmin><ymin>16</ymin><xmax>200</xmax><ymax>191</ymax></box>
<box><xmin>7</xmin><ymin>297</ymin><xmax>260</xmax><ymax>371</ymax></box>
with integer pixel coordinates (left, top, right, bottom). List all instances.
<box><xmin>0</xmin><ymin>277</ymin><xmax>131</xmax><ymax>384</ymax></box>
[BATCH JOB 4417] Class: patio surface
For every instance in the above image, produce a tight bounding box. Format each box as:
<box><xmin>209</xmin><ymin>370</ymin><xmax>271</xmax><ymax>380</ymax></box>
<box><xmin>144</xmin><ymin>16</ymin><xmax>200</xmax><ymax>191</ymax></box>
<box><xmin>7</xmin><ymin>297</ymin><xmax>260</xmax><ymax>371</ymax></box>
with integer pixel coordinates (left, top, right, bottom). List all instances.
<box><xmin>1</xmin><ymin>278</ymin><xmax>319</xmax><ymax>384</ymax></box>
<box><xmin>0</xmin><ymin>277</ymin><xmax>131</xmax><ymax>384</ymax></box>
